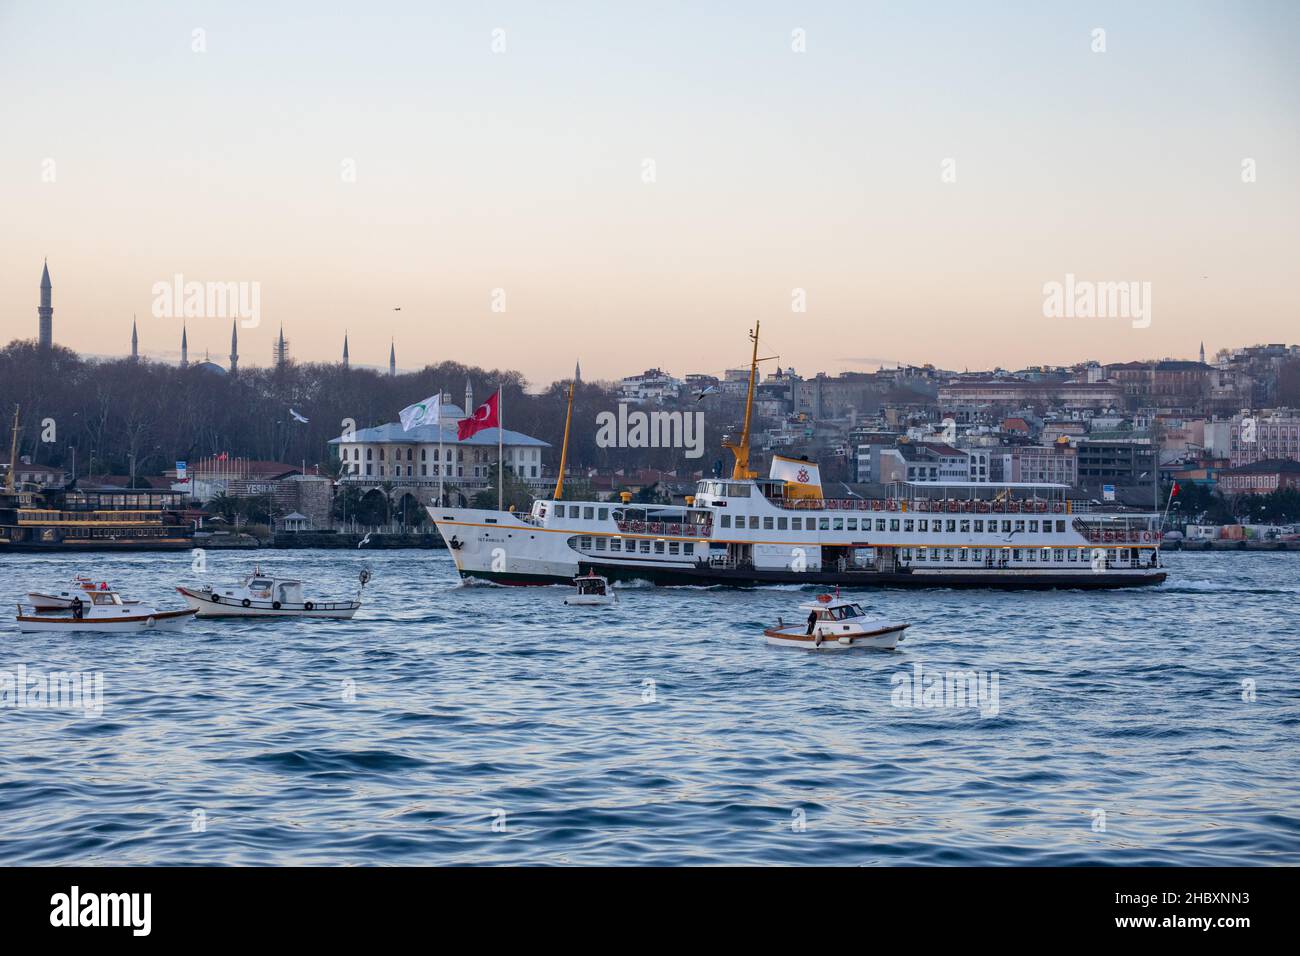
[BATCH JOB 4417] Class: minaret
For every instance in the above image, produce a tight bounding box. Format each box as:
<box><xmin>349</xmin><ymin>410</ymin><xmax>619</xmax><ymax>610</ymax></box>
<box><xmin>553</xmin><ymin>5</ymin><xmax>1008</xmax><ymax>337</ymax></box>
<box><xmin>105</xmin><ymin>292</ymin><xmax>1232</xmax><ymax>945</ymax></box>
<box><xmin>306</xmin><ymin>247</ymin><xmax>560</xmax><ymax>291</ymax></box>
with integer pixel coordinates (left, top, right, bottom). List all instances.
<box><xmin>38</xmin><ymin>260</ymin><xmax>53</xmax><ymax>350</ymax></box>
<box><xmin>389</xmin><ymin>340</ymin><xmax>396</xmax><ymax>376</ymax></box>
<box><xmin>1200</xmin><ymin>341</ymin><xmax>1206</xmax><ymax>364</ymax></box>
<box><xmin>180</xmin><ymin>324</ymin><xmax>189</xmax><ymax>368</ymax></box>
<box><xmin>275</xmin><ymin>325</ymin><xmax>287</xmax><ymax>368</ymax></box>
<box><xmin>465</xmin><ymin>379</ymin><xmax>474</xmax><ymax>415</ymax></box>
<box><xmin>131</xmin><ymin>316</ymin><xmax>138</xmax><ymax>359</ymax></box>
<box><xmin>229</xmin><ymin>321</ymin><xmax>239</xmax><ymax>374</ymax></box>
<box><xmin>575</xmin><ymin>360</ymin><xmax>582</xmax><ymax>385</ymax></box>
<box><xmin>342</xmin><ymin>332</ymin><xmax>350</xmax><ymax>369</ymax></box>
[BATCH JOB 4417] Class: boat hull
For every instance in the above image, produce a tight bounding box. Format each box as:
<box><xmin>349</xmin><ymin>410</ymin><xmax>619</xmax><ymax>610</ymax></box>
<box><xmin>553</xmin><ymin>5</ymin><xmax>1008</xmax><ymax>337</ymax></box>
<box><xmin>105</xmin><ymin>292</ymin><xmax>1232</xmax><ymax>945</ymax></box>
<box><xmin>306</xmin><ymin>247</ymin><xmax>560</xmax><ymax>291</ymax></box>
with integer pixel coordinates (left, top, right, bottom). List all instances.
<box><xmin>15</xmin><ymin>607</ymin><xmax>197</xmax><ymax>633</ymax></box>
<box><xmin>177</xmin><ymin>587</ymin><xmax>360</xmax><ymax>619</ymax></box>
<box><xmin>764</xmin><ymin>622</ymin><xmax>908</xmax><ymax>650</ymax></box>
<box><xmin>453</xmin><ymin>563</ymin><xmax>1166</xmax><ymax>590</ymax></box>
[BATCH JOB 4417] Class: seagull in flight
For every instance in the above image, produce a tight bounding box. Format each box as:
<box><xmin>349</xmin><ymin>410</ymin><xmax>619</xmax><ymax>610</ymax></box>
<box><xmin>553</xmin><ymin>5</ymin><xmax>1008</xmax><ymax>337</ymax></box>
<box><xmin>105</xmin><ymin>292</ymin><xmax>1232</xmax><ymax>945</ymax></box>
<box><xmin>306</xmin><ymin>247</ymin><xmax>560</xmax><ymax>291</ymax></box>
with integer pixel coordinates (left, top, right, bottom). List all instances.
<box><xmin>289</xmin><ymin>408</ymin><xmax>309</xmax><ymax>424</ymax></box>
<box><xmin>694</xmin><ymin>385</ymin><xmax>721</xmax><ymax>402</ymax></box>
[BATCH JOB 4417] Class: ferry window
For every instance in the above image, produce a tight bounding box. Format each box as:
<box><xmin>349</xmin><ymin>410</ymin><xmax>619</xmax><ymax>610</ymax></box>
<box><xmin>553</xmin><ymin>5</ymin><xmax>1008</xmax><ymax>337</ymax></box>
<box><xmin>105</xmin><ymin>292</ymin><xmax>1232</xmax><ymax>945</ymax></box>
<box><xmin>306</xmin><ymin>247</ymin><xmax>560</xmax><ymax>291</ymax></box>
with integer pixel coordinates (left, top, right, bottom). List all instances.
<box><xmin>942</xmin><ymin>520</ymin><xmax>952</xmax><ymax>532</ymax></box>
<box><xmin>750</xmin><ymin>517</ymin><xmax>760</xmax><ymax>530</ymax></box>
<box><xmin>640</xmin><ymin>540</ymin><xmax>651</xmax><ymax>553</ymax></box>
<box><xmin>554</xmin><ymin>505</ymin><xmax>565</xmax><ymax>518</ymax></box>
<box><xmin>876</xmin><ymin>519</ymin><xmax>886</xmax><ymax>531</ymax></box>
<box><xmin>973</xmin><ymin>520</ymin><xmax>983</xmax><ymax>532</ymax></box>
<box><xmin>764</xmin><ymin>517</ymin><xmax>774</xmax><ymax>530</ymax></box>
<box><xmin>1027</xmin><ymin>549</ymin><xmax>1037</xmax><ymax>561</ymax></box>
<box><xmin>944</xmin><ymin>549</ymin><xmax>954</xmax><ymax>561</ymax></box>
<box><xmin>1012</xmin><ymin>549</ymin><xmax>1022</xmax><ymax>561</ymax></box>
<box><xmin>901</xmin><ymin>549</ymin><xmax>911</xmax><ymax>560</ymax></box>
<box><xmin>819</xmin><ymin>518</ymin><xmax>830</xmax><ymax>531</ymax></box>
<box><xmin>778</xmin><ymin>517</ymin><xmax>788</xmax><ymax>530</ymax></box>
<box><xmin>960</xmin><ymin>520</ymin><xmax>970</xmax><ymax>533</ymax></box>
<box><xmin>833</xmin><ymin>518</ymin><xmax>844</xmax><ymax>531</ymax></box>
<box><xmin>1054</xmin><ymin>549</ymin><xmax>1064</xmax><ymax>562</ymax></box>
<box><xmin>580</xmin><ymin>536</ymin><xmax>592</xmax><ymax>550</ymax></box>
<box><xmin>583</xmin><ymin>507</ymin><xmax>594</xmax><ymax>520</ymax></box>
<box><xmin>721</xmin><ymin>515</ymin><xmax>731</xmax><ymax>528</ymax></box>
<box><xmin>1029</xmin><ymin>520</ymin><xmax>1039</xmax><ymax>532</ymax></box>
<box><xmin>598</xmin><ymin>509</ymin><xmax>608</xmax><ymax>521</ymax></box>
<box><xmin>1014</xmin><ymin>520</ymin><xmax>1025</xmax><ymax>532</ymax></box>
<box><xmin>918</xmin><ymin>519</ymin><xmax>928</xmax><ymax>532</ymax></box>
<box><xmin>889</xmin><ymin>519</ymin><xmax>899</xmax><ymax>531</ymax></box>
<box><xmin>847</xmin><ymin>518</ymin><xmax>857</xmax><ymax>531</ymax></box>
<box><xmin>684</xmin><ymin>543</ymin><xmax>694</xmax><ymax>555</ymax></box>
<box><xmin>595</xmin><ymin>537</ymin><xmax>606</xmax><ymax>550</ymax></box>
<box><xmin>669</xmin><ymin>542</ymin><xmax>680</xmax><ymax>555</ymax></box>
<box><xmin>971</xmin><ymin>549</ymin><xmax>982</xmax><ymax>561</ymax></box>
<box><xmin>903</xmin><ymin>520</ymin><xmax>914</xmax><ymax>532</ymax></box>
<box><xmin>917</xmin><ymin>548</ymin><xmax>927</xmax><ymax>561</ymax></box>
<box><xmin>611</xmin><ymin>538</ymin><xmax>622</xmax><ymax>551</ymax></box>
<box><xmin>1056</xmin><ymin>520</ymin><xmax>1066</xmax><ymax>533</ymax></box>
<box><xmin>1001</xmin><ymin>520</ymin><xmax>1011</xmax><ymax>533</ymax></box>
<box><xmin>654</xmin><ymin>541</ymin><xmax>665</xmax><ymax>554</ymax></box>
<box><xmin>791</xmin><ymin>517</ymin><xmax>802</xmax><ymax>530</ymax></box>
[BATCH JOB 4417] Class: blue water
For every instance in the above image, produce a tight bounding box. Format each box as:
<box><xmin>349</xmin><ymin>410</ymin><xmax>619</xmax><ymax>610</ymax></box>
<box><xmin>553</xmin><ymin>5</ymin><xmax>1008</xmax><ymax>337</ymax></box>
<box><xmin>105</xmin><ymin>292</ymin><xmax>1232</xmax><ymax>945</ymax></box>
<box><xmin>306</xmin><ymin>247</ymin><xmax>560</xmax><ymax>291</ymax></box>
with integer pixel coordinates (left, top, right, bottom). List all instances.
<box><xmin>1</xmin><ymin>549</ymin><xmax>1298</xmax><ymax>865</ymax></box>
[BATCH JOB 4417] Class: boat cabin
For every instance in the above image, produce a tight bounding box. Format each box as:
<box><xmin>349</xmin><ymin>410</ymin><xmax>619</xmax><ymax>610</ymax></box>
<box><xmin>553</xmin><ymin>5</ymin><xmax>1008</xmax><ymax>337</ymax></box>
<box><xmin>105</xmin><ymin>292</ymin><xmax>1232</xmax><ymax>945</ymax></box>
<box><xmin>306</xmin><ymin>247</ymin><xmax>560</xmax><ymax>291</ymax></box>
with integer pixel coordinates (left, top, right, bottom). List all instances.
<box><xmin>573</xmin><ymin>574</ymin><xmax>610</xmax><ymax>597</ymax></box>
<box><xmin>237</xmin><ymin>572</ymin><xmax>305</xmax><ymax>605</ymax></box>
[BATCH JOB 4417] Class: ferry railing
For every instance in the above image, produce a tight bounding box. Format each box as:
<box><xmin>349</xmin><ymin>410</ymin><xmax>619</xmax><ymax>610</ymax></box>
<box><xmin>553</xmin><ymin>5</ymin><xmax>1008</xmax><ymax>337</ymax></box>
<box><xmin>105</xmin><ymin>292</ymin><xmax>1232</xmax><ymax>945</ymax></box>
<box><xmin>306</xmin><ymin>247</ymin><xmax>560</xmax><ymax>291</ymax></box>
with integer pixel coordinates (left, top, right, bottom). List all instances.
<box><xmin>774</xmin><ymin>497</ymin><xmax>1069</xmax><ymax>515</ymax></box>
<box><xmin>1071</xmin><ymin>516</ymin><xmax>1161</xmax><ymax>545</ymax></box>
<box><xmin>615</xmin><ymin>520</ymin><xmax>712</xmax><ymax>537</ymax></box>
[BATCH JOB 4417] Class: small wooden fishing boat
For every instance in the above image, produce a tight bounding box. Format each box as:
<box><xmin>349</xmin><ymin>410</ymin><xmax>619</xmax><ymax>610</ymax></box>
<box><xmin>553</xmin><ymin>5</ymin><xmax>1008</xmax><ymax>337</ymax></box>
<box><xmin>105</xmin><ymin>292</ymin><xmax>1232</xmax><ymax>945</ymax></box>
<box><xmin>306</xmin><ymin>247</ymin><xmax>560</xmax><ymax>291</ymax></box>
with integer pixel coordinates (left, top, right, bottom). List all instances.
<box><xmin>764</xmin><ymin>593</ymin><xmax>908</xmax><ymax>650</ymax></box>
<box><xmin>563</xmin><ymin>572</ymin><xmax>618</xmax><ymax>606</ymax></box>
<box><xmin>176</xmin><ymin>567</ymin><xmax>367</xmax><ymax>619</ymax></box>
<box><xmin>15</xmin><ymin>587</ymin><xmax>196</xmax><ymax>633</ymax></box>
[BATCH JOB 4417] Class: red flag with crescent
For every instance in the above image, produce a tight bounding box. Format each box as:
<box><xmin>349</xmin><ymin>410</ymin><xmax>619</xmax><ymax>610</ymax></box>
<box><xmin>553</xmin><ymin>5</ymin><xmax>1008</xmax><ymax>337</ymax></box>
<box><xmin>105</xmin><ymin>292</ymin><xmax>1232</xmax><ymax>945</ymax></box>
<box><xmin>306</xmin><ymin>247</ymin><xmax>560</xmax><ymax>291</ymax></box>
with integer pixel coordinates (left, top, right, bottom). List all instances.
<box><xmin>457</xmin><ymin>391</ymin><xmax>500</xmax><ymax>440</ymax></box>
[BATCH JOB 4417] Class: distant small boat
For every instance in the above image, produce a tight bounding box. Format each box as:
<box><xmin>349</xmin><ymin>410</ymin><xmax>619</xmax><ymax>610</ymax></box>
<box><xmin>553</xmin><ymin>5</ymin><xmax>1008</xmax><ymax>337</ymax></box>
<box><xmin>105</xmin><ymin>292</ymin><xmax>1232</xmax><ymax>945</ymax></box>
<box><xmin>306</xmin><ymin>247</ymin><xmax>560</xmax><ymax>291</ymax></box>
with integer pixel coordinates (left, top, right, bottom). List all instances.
<box><xmin>764</xmin><ymin>594</ymin><xmax>908</xmax><ymax>650</ymax></box>
<box><xmin>16</xmin><ymin>586</ymin><xmax>196</xmax><ymax>633</ymax></box>
<box><xmin>176</xmin><ymin>566</ymin><xmax>367</xmax><ymax>619</ymax></box>
<box><xmin>563</xmin><ymin>572</ymin><xmax>617</xmax><ymax>606</ymax></box>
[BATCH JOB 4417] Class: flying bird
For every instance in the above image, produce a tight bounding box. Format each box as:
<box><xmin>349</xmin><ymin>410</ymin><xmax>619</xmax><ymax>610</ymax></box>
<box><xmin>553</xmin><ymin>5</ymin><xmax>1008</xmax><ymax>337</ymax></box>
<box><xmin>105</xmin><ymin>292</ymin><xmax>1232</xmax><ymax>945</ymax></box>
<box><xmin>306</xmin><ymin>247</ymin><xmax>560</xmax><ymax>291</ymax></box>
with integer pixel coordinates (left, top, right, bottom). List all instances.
<box><xmin>694</xmin><ymin>385</ymin><xmax>721</xmax><ymax>401</ymax></box>
<box><xmin>289</xmin><ymin>408</ymin><xmax>309</xmax><ymax>424</ymax></box>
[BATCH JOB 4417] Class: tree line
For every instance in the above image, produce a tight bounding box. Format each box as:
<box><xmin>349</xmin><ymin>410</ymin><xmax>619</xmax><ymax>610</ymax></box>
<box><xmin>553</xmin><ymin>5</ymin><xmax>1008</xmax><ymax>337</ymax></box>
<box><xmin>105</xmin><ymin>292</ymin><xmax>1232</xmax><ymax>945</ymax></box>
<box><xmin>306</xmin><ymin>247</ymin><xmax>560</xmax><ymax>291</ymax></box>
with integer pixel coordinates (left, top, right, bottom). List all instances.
<box><xmin>0</xmin><ymin>339</ymin><xmax>747</xmax><ymax>480</ymax></box>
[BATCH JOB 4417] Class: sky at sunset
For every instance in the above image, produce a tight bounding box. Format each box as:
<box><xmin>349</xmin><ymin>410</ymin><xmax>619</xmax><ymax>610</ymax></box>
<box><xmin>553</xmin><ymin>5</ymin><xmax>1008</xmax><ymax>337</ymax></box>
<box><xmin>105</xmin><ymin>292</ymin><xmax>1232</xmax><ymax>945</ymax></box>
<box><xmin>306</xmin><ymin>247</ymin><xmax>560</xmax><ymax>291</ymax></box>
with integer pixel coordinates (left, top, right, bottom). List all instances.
<box><xmin>2</xmin><ymin>0</ymin><xmax>1298</xmax><ymax>387</ymax></box>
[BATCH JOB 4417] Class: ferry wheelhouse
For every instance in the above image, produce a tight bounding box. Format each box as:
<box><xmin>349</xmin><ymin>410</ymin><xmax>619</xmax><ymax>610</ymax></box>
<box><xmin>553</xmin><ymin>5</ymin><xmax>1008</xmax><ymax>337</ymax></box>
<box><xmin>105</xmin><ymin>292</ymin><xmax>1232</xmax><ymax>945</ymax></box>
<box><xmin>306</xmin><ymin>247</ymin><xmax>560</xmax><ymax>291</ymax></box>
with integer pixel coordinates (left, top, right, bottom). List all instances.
<box><xmin>429</xmin><ymin>323</ymin><xmax>1166</xmax><ymax>590</ymax></box>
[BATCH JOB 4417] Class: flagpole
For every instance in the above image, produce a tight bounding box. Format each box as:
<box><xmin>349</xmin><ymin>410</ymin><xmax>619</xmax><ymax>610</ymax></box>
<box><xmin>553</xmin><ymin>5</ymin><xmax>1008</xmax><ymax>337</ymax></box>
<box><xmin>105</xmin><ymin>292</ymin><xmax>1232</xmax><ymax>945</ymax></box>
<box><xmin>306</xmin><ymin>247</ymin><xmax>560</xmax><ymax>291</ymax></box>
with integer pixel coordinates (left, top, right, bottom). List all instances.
<box><xmin>497</xmin><ymin>384</ymin><xmax>504</xmax><ymax>512</ymax></box>
<box><xmin>438</xmin><ymin>387</ymin><xmax>445</xmax><ymax>507</ymax></box>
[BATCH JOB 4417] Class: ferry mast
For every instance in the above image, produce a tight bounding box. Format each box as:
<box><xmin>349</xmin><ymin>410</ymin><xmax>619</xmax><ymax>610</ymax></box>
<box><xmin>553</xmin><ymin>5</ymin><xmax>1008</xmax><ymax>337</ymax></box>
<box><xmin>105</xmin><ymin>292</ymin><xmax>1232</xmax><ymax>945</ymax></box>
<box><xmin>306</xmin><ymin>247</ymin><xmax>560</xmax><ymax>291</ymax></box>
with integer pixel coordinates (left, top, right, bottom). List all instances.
<box><xmin>724</xmin><ymin>321</ymin><xmax>761</xmax><ymax>480</ymax></box>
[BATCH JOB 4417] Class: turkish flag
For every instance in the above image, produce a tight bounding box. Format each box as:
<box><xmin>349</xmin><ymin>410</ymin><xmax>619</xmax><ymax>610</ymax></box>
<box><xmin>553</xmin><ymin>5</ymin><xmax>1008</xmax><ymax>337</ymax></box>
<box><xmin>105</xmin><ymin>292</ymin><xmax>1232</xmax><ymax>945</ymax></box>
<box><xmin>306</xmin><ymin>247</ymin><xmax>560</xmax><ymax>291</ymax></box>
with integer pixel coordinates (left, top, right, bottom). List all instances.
<box><xmin>1171</xmin><ymin>481</ymin><xmax>1180</xmax><ymax>497</ymax></box>
<box><xmin>458</xmin><ymin>390</ymin><xmax>500</xmax><ymax>440</ymax></box>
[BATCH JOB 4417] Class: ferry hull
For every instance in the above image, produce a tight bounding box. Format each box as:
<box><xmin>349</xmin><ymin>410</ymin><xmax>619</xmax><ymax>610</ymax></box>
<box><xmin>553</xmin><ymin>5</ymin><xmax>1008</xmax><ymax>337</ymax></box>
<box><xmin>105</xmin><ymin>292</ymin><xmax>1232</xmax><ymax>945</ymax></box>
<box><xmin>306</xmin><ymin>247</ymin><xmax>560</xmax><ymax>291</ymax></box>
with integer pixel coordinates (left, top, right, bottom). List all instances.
<box><xmin>452</xmin><ymin>563</ymin><xmax>1166</xmax><ymax>590</ymax></box>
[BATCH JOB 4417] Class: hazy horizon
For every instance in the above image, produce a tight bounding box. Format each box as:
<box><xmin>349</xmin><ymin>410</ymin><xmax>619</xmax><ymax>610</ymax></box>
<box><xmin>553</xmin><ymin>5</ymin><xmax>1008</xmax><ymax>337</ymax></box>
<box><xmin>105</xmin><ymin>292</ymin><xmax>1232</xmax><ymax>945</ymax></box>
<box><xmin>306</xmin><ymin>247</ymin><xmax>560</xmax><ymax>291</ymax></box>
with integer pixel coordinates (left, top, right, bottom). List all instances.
<box><xmin>3</xmin><ymin>0</ymin><xmax>1298</xmax><ymax>385</ymax></box>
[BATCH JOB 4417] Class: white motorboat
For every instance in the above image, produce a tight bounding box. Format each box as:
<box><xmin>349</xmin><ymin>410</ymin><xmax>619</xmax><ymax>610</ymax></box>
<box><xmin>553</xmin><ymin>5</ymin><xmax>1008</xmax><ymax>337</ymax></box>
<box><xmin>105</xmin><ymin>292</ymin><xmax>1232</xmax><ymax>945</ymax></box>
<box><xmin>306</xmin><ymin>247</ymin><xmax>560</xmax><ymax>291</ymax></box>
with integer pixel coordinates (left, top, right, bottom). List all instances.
<box><xmin>563</xmin><ymin>572</ymin><xmax>618</xmax><ymax>606</ymax></box>
<box><xmin>176</xmin><ymin>567</ymin><xmax>367</xmax><ymax>619</ymax></box>
<box><xmin>15</xmin><ymin>587</ymin><xmax>196</xmax><ymax>633</ymax></box>
<box><xmin>764</xmin><ymin>593</ymin><xmax>909</xmax><ymax>650</ymax></box>
<box><xmin>26</xmin><ymin>576</ymin><xmax>140</xmax><ymax>610</ymax></box>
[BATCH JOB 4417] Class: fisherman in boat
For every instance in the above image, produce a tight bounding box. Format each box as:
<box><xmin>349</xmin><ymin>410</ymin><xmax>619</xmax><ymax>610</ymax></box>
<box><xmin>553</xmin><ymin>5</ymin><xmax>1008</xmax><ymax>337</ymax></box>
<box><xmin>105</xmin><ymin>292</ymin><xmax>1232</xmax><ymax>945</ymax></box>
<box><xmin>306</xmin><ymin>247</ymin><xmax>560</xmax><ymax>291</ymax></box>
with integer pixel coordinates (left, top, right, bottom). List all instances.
<box><xmin>71</xmin><ymin>595</ymin><xmax>84</xmax><ymax>620</ymax></box>
<box><xmin>806</xmin><ymin>608</ymin><xmax>818</xmax><ymax>635</ymax></box>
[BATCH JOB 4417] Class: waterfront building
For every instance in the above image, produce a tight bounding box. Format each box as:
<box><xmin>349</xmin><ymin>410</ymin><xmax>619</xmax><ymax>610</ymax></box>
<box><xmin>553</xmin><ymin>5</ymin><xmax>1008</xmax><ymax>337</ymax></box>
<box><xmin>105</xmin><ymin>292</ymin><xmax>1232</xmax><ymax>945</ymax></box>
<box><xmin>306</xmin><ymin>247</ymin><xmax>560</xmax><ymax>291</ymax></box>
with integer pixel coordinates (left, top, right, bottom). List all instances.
<box><xmin>1218</xmin><ymin>459</ymin><xmax>1300</xmax><ymax>495</ymax></box>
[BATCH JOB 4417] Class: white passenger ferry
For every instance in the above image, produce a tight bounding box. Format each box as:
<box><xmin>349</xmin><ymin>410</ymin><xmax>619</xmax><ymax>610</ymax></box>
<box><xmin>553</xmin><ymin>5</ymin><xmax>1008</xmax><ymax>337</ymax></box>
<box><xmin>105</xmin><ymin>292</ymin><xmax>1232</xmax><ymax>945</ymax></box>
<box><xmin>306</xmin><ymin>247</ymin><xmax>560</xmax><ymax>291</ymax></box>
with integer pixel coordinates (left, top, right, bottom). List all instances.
<box><xmin>429</xmin><ymin>324</ymin><xmax>1166</xmax><ymax>590</ymax></box>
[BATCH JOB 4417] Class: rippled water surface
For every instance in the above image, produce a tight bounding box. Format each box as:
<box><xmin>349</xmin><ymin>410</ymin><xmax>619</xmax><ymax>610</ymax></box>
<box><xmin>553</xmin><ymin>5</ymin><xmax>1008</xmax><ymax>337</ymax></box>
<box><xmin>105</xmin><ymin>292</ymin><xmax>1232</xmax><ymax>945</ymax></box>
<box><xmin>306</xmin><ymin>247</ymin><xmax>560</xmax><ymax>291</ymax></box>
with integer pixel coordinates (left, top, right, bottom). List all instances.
<box><xmin>2</xmin><ymin>550</ymin><xmax>1298</xmax><ymax>865</ymax></box>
